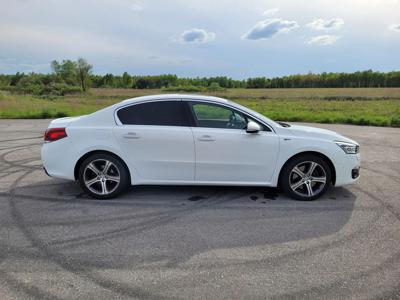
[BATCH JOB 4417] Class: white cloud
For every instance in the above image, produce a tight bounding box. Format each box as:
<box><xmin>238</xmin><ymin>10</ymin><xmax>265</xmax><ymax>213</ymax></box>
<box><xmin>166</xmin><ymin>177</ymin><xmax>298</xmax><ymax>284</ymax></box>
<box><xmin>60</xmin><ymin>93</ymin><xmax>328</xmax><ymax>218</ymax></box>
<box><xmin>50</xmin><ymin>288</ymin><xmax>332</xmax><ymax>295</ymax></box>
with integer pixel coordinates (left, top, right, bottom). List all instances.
<box><xmin>178</xmin><ymin>28</ymin><xmax>216</xmax><ymax>44</ymax></box>
<box><xmin>389</xmin><ymin>24</ymin><xmax>400</xmax><ymax>31</ymax></box>
<box><xmin>99</xmin><ymin>0</ymin><xmax>143</xmax><ymax>11</ymax></box>
<box><xmin>307</xmin><ymin>18</ymin><xmax>344</xmax><ymax>30</ymax></box>
<box><xmin>242</xmin><ymin>18</ymin><xmax>299</xmax><ymax>40</ymax></box>
<box><xmin>262</xmin><ymin>8</ymin><xmax>279</xmax><ymax>16</ymax></box>
<box><xmin>306</xmin><ymin>35</ymin><xmax>340</xmax><ymax>46</ymax></box>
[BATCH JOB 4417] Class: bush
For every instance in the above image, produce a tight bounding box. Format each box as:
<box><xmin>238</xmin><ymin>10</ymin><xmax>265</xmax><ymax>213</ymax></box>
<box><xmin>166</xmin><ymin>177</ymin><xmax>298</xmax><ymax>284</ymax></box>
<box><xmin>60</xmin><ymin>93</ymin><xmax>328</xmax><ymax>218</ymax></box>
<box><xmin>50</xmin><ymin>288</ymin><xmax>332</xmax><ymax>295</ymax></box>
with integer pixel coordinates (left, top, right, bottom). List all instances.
<box><xmin>207</xmin><ymin>82</ymin><xmax>226</xmax><ymax>92</ymax></box>
<box><xmin>0</xmin><ymin>86</ymin><xmax>17</xmax><ymax>93</ymax></box>
<box><xmin>15</xmin><ymin>78</ymin><xmax>82</xmax><ymax>96</ymax></box>
<box><xmin>55</xmin><ymin>111</ymin><xmax>69</xmax><ymax>118</ymax></box>
<box><xmin>41</xmin><ymin>83</ymin><xmax>82</xmax><ymax>96</ymax></box>
<box><xmin>39</xmin><ymin>108</ymin><xmax>52</xmax><ymax>118</ymax></box>
<box><xmin>15</xmin><ymin>76</ymin><xmax>44</xmax><ymax>95</ymax></box>
<box><xmin>391</xmin><ymin>116</ymin><xmax>400</xmax><ymax>127</ymax></box>
<box><xmin>161</xmin><ymin>85</ymin><xmax>204</xmax><ymax>92</ymax></box>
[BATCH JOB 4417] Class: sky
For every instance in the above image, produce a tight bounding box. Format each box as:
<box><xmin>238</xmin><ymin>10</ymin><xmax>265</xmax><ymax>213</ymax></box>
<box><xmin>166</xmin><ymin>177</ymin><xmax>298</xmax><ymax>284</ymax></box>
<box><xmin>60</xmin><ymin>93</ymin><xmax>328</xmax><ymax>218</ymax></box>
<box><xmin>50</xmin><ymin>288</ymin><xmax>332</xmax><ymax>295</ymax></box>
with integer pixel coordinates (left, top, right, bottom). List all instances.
<box><xmin>0</xmin><ymin>0</ymin><xmax>399</xmax><ymax>78</ymax></box>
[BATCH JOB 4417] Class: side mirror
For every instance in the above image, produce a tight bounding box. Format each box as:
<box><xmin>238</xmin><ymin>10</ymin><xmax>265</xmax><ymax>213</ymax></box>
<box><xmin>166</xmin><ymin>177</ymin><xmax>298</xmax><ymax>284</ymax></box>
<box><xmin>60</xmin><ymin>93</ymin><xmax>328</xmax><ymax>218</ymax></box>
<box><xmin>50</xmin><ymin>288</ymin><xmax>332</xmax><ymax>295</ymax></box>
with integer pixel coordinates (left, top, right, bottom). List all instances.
<box><xmin>246</xmin><ymin>121</ymin><xmax>261</xmax><ymax>133</ymax></box>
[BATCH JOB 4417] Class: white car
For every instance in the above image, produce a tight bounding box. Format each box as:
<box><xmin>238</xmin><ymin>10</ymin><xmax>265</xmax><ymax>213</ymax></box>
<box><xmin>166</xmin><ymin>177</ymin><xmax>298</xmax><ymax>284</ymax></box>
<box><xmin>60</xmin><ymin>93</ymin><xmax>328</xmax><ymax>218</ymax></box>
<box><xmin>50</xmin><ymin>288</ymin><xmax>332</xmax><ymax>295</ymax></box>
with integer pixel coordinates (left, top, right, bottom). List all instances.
<box><xmin>41</xmin><ymin>94</ymin><xmax>360</xmax><ymax>200</ymax></box>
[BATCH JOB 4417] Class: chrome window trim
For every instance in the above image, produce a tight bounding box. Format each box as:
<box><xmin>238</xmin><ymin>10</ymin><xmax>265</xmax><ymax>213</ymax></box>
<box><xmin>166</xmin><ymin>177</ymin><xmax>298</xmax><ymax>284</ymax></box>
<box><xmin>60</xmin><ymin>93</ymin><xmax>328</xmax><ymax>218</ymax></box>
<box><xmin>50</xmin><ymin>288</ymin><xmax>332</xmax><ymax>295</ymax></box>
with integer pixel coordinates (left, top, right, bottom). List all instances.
<box><xmin>183</xmin><ymin>98</ymin><xmax>276</xmax><ymax>133</ymax></box>
<box><xmin>114</xmin><ymin>97</ymin><xmax>276</xmax><ymax>133</ymax></box>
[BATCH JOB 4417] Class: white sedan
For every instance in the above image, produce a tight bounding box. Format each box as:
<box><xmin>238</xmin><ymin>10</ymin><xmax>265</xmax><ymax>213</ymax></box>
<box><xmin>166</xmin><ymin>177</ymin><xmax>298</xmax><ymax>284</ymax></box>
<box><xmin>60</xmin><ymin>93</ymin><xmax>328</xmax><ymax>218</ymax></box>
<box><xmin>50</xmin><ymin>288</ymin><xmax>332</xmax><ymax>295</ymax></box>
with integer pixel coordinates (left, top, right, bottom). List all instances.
<box><xmin>41</xmin><ymin>94</ymin><xmax>360</xmax><ymax>200</ymax></box>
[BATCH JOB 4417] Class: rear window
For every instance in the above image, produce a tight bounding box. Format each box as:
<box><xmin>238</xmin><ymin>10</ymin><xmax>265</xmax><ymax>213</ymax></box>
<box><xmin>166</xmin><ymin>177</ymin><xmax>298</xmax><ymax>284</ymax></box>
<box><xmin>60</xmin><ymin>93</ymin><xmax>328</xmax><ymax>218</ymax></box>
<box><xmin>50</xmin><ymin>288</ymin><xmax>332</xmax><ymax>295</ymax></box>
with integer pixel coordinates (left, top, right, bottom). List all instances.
<box><xmin>117</xmin><ymin>101</ymin><xmax>189</xmax><ymax>126</ymax></box>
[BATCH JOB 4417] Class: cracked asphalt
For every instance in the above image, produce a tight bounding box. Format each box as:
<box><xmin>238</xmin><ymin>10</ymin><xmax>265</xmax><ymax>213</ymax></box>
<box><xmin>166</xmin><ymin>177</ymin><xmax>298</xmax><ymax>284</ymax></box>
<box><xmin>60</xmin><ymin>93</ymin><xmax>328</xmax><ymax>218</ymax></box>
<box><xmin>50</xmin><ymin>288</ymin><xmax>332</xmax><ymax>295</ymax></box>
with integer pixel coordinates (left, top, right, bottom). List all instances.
<box><xmin>0</xmin><ymin>120</ymin><xmax>399</xmax><ymax>299</ymax></box>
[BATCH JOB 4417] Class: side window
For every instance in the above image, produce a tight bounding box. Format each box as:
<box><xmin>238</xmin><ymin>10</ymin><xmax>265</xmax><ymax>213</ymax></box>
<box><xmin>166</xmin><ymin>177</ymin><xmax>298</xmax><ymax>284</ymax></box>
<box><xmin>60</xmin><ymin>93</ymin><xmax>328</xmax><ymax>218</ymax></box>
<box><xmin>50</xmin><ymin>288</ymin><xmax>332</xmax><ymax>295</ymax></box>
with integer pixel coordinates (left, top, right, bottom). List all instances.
<box><xmin>117</xmin><ymin>101</ymin><xmax>189</xmax><ymax>126</ymax></box>
<box><xmin>189</xmin><ymin>102</ymin><xmax>264</xmax><ymax>130</ymax></box>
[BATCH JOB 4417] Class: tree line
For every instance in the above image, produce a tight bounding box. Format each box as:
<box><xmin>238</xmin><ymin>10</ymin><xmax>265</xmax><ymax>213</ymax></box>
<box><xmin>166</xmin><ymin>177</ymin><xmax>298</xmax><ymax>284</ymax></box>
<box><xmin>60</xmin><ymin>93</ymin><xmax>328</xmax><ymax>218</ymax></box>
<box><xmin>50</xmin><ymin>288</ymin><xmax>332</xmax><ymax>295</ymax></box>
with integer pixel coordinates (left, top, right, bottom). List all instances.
<box><xmin>0</xmin><ymin>59</ymin><xmax>399</xmax><ymax>96</ymax></box>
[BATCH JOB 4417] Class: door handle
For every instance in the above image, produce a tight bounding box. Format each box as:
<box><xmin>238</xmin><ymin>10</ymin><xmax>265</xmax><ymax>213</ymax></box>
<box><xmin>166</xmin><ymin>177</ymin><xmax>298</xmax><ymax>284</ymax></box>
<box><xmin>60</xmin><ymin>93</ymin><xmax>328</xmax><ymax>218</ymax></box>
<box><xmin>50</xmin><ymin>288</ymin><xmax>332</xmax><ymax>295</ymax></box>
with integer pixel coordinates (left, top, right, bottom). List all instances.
<box><xmin>123</xmin><ymin>132</ymin><xmax>140</xmax><ymax>139</ymax></box>
<box><xmin>198</xmin><ymin>135</ymin><xmax>215</xmax><ymax>142</ymax></box>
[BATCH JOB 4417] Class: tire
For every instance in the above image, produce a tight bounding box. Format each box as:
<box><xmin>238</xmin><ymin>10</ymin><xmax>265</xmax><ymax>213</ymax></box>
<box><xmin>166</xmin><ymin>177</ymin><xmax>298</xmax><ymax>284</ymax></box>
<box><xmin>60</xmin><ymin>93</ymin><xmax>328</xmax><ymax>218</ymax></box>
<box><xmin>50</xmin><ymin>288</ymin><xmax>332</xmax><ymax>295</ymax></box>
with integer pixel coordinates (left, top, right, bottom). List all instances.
<box><xmin>281</xmin><ymin>154</ymin><xmax>331</xmax><ymax>201</ymax></box>
<box><xmin>78</xmin><ymin>153</ymin><xmax>129</xmax><ymax>199</ymax></box>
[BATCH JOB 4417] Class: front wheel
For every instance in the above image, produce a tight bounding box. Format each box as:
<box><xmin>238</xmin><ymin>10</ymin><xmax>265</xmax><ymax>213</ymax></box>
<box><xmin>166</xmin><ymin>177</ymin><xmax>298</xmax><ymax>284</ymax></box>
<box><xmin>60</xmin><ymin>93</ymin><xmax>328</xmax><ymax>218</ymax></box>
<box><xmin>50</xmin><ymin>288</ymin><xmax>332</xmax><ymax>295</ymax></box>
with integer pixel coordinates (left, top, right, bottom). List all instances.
<box><xmin>281</xmin><ymin>154</ymin><xmax>331</xmax><ymax>201</ymax></box>
<box><xmin>78</xmin><ymin>153</ymin><xmax>129</xmax><ymax>199</ymax></box>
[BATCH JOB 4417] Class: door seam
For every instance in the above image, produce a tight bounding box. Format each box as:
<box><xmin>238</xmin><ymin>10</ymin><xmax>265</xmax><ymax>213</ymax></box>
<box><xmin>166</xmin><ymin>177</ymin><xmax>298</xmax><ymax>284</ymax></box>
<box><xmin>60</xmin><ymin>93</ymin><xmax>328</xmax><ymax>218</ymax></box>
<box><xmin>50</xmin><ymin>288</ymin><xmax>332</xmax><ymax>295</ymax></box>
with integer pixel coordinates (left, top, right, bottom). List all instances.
<box><xmin>189</xmin><ymin>127</ymin><xmax>197</xmax><ymax>181</ymax></box>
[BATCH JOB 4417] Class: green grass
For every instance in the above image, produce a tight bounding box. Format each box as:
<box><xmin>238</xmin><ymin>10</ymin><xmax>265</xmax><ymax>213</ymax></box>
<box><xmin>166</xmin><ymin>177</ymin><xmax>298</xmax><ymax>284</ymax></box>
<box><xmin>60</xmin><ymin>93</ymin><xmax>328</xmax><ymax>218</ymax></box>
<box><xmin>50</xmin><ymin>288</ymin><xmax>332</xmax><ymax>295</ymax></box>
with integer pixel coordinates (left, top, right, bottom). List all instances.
<box><xmin>1</xmin><ymin>88</ymin><xmax>400</xmax><ymax>127</ymax></box>
<box><xmin>235</xmin><ymin>98</ymin><xmax>400</xmax><ymax>127</ymax></box>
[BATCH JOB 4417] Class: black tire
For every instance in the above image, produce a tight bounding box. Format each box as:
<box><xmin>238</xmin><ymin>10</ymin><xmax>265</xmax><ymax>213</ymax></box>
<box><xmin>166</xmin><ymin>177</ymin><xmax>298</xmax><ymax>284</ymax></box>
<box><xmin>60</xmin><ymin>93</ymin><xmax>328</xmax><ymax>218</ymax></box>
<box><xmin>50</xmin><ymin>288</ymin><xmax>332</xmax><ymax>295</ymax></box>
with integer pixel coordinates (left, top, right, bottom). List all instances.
<box><xmin>281</xmin><ymin>154</ymin><xmax>331</xmax><ymax>201</ymax></box>
<box><xmin>78</xmin><ymin>153</ymin><xmax>129</xmax><ymax>199</ymax></box>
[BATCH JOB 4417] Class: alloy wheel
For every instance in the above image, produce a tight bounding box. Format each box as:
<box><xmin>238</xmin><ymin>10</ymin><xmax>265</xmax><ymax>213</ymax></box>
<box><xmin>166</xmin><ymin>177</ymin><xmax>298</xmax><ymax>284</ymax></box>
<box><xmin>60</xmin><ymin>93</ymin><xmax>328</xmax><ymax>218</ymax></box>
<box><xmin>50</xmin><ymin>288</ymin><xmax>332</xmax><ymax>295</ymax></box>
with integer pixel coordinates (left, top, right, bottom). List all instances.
<box><xmin>289</xmin><ymin>161</ymin><xmax>327</xmax><ymax>198</ymax></box>
<box><xmin>83</xmin><ymin>159</ymin><xmax>121</xmax><ymax>196</ymax></box>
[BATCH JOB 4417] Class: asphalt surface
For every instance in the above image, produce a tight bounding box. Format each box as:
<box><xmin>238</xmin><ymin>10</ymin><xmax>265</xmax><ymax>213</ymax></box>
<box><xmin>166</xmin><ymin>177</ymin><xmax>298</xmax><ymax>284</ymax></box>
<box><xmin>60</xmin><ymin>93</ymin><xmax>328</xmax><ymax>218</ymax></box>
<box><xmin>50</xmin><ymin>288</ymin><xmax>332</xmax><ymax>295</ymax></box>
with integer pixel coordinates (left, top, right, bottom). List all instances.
<box><xmin>0</xmin><ymin>119</ymin><xmax>399</xmax><ymax>300</ymax></box>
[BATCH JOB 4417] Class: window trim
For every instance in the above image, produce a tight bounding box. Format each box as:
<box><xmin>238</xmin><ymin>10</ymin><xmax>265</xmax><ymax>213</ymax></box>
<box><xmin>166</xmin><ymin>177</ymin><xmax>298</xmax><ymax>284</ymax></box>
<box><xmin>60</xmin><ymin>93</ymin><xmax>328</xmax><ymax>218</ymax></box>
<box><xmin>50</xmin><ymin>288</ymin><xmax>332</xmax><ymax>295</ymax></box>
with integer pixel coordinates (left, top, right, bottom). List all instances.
<box><xmin>187</xmin><ymin>101</ymin><xmax>248</xmax><ymax>130</ymax></box>
<box><xmin>114</xmin><ymin>97</ymin><xmax>275</xmax><ymax>133</ymax></box>
<box><xmin>114</xmin><ymin>99</ymin><xmax>191</xmax><ymax>127</ymax></box>
<box><xmin>183</xmin><ymin>99</ymin><xmax>274</xmax><ymax>133</ymax></box>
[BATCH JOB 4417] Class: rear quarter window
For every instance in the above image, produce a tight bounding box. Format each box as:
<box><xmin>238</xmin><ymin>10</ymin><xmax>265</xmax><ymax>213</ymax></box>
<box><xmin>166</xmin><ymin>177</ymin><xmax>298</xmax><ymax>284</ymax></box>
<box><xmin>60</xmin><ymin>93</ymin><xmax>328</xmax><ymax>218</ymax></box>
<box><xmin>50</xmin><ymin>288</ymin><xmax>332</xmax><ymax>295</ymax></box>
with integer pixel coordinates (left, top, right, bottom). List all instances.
<box><xmin>117</xmin><ymin>101</ymin><xmax>189</xmax><ymax>126</ymax></box>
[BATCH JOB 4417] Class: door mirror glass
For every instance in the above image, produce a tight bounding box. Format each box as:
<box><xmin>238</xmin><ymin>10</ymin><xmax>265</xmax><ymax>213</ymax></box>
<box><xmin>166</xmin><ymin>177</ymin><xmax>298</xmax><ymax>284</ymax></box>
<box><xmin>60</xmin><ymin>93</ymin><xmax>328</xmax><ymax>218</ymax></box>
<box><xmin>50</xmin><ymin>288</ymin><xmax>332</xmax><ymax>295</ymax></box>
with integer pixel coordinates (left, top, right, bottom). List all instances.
<box><xmin>246</xmin><ymin>121</ymin><xmax>261</xmax><ymax>133</ymax></box>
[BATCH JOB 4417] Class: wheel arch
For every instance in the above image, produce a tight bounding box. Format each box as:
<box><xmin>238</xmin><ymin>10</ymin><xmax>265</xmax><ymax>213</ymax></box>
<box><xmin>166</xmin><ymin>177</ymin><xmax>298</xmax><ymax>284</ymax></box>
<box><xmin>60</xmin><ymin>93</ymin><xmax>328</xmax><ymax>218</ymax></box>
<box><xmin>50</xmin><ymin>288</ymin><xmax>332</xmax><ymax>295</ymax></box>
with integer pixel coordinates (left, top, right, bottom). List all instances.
<box><xmin>74</xmin><ymin>150</ymin><xmax>131</xmax><ymax>183</ymax></box>
<box><xmin>278</xmin><ymin>151</ymin><xmax>336</xmax><ymax>186</ymax></box>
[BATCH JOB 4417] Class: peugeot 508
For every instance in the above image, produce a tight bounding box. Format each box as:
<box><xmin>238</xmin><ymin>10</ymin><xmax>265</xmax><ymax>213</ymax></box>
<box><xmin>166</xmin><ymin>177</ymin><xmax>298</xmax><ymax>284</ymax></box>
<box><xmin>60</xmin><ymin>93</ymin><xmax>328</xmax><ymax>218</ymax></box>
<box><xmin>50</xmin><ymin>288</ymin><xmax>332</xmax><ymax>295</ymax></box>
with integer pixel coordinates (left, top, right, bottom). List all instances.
<box><xmin>41</xmin><ymin>94</ymin><xmax>360</xmax><ymax>200</ymax></box>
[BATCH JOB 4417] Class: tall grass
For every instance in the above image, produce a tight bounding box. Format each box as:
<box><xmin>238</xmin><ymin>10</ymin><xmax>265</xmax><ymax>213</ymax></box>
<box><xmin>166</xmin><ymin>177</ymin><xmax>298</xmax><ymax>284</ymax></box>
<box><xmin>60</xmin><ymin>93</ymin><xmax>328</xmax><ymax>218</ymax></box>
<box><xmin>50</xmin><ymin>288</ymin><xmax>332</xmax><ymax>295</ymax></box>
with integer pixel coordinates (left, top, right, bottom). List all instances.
<box><xmin>1</xmin><ymin>88</ymin><xmax>400</xmax><ymax>127</ymax></box>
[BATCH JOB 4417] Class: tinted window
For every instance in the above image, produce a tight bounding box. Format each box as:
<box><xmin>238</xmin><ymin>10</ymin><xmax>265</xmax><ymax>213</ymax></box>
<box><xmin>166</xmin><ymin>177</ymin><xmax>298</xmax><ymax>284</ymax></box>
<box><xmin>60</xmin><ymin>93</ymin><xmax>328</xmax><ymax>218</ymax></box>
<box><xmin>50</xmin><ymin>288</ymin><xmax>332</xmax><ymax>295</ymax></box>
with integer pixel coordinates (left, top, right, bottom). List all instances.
<box><xmin>117</xmin><ymin>101</ymin><xmax>189</xmax><ymax>126</ymax></box>
<box><xmin>189</xmin><ymin>102</ymin><xmax>265</xmax><ymax>130</ymax></box>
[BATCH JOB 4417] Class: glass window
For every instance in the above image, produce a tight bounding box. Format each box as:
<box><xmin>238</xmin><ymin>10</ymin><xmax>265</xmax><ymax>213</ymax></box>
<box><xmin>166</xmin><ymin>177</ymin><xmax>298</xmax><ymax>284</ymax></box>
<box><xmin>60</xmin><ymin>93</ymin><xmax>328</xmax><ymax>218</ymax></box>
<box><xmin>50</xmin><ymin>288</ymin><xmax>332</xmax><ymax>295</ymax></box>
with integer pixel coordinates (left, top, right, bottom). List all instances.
<box><xmin>190</xmin><ymin>102</ymin><xmax>249</xmax><ymax>130</ymax></box>
<box><xmin>117</xmin><ymin>101</ymin><xmax>189</xmax><ymax>126</ymax></box>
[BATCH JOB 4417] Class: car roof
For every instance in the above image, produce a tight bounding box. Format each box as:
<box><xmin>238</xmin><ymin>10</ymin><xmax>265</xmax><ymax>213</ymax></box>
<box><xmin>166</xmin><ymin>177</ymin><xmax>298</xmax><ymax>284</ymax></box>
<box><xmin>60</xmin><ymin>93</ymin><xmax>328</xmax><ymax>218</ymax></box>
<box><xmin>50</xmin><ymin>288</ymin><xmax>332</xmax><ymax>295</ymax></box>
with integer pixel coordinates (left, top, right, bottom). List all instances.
<box><xmin>120</xmin><ymin>94</ymin><xmax>229</xmax><ymax>106</ymax></box>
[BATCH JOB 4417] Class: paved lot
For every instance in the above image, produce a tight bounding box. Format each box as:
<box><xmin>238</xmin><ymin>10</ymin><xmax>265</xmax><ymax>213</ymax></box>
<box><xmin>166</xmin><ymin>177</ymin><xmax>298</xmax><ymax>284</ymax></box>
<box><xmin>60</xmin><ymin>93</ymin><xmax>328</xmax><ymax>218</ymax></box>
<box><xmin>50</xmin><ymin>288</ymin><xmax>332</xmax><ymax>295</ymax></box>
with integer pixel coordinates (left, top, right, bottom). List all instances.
<box><xmin>0</xmin><ymin>120</ymin><xmax>399</xmax><ymax>299</ymax></box>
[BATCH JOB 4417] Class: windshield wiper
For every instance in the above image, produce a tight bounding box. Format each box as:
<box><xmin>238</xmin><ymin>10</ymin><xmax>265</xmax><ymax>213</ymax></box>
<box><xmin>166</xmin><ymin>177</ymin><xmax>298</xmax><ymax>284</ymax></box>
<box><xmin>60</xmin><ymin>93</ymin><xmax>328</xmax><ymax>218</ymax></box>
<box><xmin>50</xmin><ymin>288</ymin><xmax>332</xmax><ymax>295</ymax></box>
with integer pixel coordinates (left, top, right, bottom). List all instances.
<box><xmin>277</xmin><ymin>121</ymin><xmax>291</xmax><ymax>128</ymax></box>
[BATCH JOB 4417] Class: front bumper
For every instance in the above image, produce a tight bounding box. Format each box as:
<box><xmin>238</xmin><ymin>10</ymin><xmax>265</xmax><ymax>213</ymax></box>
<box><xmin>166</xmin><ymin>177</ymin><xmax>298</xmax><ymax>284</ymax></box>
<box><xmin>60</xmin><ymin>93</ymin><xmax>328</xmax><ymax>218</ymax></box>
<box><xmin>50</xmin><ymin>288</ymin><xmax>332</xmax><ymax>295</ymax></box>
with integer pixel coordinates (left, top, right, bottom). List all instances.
<box><xmin>352</xmin><ymin>167</ymin><xmax>360</xmax><ymax>179</ymax></box>
<box><xmin>334</xmin><ymin>153</ymin><xmax>361</xmax><ymax>186</ymax></box>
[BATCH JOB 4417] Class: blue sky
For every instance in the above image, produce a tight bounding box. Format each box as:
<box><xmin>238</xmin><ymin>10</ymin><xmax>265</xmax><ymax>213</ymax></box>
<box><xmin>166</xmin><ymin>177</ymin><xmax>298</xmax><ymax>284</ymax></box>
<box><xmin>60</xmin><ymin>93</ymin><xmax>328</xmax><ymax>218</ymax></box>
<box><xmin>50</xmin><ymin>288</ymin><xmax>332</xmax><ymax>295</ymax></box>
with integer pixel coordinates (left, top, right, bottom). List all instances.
<box><xmin>0</xmin><ymin>0</ymin><xmax>399</xmax><ymax>78</ymax></box>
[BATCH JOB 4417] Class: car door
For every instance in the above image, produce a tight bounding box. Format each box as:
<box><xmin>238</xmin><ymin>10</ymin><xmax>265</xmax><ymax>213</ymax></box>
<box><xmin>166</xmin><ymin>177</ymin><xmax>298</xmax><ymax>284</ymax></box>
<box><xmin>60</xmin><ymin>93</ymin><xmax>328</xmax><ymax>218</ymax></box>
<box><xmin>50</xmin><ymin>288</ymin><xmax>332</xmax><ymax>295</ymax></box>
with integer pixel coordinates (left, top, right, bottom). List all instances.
<box><xmin>186</xmin><ymin>101</ymin><xmax>280</xmax><ymax>184</ymax></box>
<box><xmin>113</xmin><ymin>100</ymin><xmax>195</xmax><ymax>183</ymax></box>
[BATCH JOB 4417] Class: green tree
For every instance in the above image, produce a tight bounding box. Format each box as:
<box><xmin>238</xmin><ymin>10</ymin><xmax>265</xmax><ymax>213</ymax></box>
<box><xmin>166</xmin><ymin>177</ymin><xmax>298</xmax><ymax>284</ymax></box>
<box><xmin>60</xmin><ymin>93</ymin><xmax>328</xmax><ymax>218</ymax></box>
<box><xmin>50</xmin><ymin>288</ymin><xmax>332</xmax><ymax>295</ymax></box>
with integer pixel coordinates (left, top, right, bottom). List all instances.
<box><xmin>51</xmin><ymin>59</ymin><xmax>77</xmax><ymax>84</ymax></box>
<box><xmin>121</xmin><ymin>72</ymin><xmax>132</xmax><ymax>88</ymax></box>
<box><xmin>75</xmin><ymin>58</ymin><xmax>92</xmax><ymax>91</ymax></box>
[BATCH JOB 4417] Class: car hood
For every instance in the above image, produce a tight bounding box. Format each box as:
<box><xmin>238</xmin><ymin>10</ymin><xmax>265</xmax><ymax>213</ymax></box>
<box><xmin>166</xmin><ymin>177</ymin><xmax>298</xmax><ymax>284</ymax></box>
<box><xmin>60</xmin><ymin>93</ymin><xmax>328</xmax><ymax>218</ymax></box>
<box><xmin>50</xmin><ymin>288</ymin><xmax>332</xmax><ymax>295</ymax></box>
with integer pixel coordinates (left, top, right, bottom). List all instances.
<box><xmin>287</xmin><ymin>124</ymin><xmax>358</xmax><ymax>145</ymax></box>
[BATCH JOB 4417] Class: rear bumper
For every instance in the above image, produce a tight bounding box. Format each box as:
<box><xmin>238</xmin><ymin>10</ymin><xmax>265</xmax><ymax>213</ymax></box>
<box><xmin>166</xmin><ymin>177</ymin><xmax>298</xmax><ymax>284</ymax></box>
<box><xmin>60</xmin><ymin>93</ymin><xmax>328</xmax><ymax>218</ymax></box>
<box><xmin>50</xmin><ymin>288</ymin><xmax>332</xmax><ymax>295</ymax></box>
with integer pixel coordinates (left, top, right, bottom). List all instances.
<box><xmin>41</xmin><ymin>140</ymin><xmax>75</xmax><ymax>180</ymax></box>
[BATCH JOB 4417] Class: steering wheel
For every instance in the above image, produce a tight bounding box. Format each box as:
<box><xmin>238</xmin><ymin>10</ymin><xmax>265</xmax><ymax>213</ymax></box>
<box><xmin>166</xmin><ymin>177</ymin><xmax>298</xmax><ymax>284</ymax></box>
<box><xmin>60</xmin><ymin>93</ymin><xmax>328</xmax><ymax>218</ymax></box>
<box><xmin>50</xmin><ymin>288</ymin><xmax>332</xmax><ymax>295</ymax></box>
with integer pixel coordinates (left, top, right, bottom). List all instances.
<box><xmin>226</xmin><ymin>113</ymin><xmax>237</xmax><ymax>128</ymax></box>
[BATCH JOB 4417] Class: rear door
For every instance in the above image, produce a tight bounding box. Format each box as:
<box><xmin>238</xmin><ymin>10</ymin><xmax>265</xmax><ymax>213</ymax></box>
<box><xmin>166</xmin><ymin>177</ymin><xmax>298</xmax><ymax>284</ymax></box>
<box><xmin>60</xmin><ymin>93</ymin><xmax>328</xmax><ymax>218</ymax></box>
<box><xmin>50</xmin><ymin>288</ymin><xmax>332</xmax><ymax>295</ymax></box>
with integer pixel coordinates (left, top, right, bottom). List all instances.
<box><xmin>186</xmin><ymin>101</ymin><xmax>280</xmax><ymax>184</ymax></box>
<box><xmin>113</xmin><ymin>100</ymin><xmax>195</xmax><ymax>183</ymax></box>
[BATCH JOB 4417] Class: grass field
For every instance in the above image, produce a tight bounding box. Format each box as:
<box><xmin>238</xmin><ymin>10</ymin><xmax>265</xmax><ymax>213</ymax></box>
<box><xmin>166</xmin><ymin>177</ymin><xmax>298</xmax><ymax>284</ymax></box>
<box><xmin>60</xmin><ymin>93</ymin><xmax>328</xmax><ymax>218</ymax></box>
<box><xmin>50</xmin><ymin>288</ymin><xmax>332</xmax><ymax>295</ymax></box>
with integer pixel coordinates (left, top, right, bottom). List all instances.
<box><xmin>1</xmin><ymin>88</ymin><xmax>400</xmax><ymax>127</ymax></box>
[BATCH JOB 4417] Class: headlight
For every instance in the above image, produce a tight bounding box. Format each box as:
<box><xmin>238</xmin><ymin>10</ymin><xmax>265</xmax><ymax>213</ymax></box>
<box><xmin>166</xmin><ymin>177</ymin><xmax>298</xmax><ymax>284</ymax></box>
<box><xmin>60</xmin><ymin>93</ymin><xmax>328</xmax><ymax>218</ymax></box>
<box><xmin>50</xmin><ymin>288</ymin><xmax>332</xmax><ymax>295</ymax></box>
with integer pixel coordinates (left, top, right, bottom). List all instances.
<box><xmin>335</xmin><ymin>141</ymin><xmax>359</xmax><ymax>154</ymax></box>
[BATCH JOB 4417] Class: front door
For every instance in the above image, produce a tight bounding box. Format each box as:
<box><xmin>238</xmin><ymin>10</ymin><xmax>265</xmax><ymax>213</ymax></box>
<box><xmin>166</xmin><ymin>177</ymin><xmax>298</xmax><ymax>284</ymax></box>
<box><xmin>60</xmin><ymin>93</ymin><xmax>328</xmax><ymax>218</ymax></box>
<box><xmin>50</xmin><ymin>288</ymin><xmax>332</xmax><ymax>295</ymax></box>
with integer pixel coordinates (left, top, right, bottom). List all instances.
<box><xmin>187</xmin><ymin>101</ymin><xmax>279</xmax><ymax>184</ymax></box>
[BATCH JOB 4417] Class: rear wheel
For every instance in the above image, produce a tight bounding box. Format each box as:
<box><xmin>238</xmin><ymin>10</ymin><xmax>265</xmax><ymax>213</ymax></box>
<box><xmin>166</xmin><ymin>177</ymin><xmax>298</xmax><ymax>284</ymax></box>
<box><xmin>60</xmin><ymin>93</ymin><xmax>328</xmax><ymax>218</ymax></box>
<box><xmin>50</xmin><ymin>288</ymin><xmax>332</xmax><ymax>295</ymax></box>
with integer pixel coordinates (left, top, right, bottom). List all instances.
<box><xmin>281</xmin><ymin>154</ymin><xmax>331</xmax><ymax>201</ymax></box>
<box><xmin>78</xmin><ymin>153</ymin><xmax>129</xmax><ymax>199</ymax></box>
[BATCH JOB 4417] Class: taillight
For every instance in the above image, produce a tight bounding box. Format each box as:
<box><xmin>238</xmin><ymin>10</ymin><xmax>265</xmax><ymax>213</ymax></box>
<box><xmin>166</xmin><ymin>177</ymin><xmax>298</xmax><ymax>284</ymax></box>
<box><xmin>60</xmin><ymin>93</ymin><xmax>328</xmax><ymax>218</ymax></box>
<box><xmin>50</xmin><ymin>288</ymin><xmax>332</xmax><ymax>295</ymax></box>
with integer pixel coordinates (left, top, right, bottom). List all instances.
<box><xmin>44</xmin><ymin>128</ymin><xmax>67</xmax><ymax>142</ymax></box>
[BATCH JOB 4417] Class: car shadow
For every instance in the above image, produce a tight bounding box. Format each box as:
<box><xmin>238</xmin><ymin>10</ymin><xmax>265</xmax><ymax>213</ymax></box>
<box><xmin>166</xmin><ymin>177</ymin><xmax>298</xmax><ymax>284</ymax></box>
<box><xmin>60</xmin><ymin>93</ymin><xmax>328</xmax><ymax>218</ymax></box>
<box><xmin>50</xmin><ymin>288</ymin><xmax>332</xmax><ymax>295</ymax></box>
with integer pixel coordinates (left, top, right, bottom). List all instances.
<box><xmin>9</xmin><ymin>179</ymin><xmax>356</xmax><ymax>270</ymax></box>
